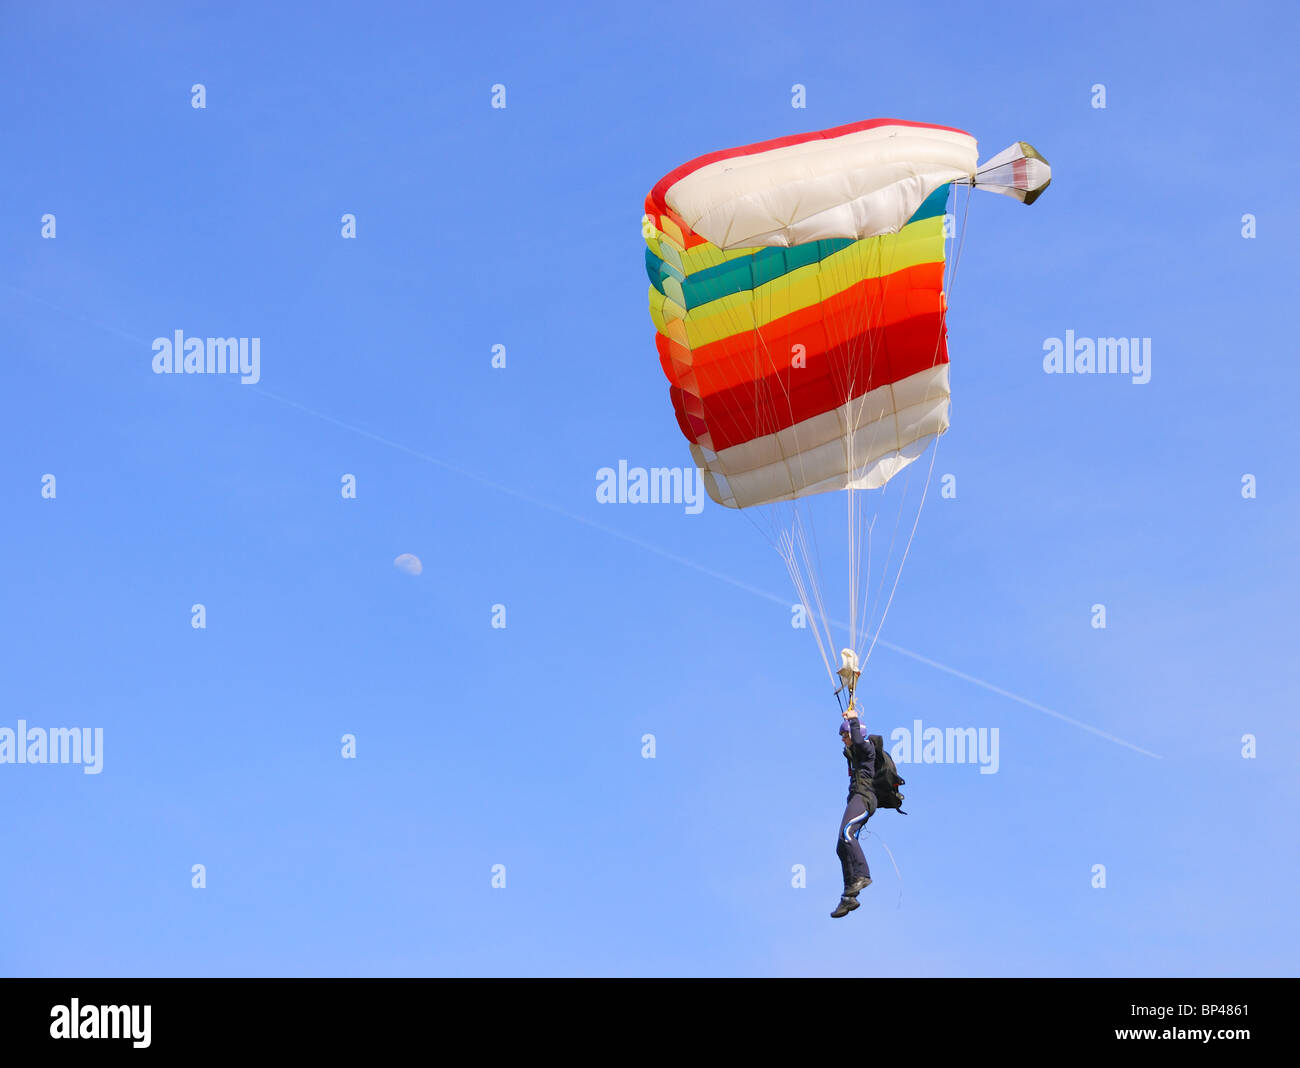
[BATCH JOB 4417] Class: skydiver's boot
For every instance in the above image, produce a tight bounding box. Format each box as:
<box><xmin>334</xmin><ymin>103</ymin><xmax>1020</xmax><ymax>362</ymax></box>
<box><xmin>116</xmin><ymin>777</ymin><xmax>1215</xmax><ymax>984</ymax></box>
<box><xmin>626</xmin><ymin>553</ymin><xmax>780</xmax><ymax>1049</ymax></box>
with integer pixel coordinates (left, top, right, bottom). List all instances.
<box><xmin>830</xmin><ymin>895</ymin><xmax>860</xmax><ymax>919</ymax></box>
<box><xmin>845</xmin><ymin>876</ymin><xmax>872</xmax><ymax>897</ymax></box>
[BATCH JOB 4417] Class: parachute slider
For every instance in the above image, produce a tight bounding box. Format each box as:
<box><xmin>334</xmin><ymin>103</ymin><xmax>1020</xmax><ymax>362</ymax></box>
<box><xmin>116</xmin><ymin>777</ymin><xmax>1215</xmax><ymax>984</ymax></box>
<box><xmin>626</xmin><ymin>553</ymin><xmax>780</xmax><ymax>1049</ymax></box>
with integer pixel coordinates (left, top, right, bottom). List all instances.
<box><xmin>972</xmin><ymin>141</ymin><xmax>1052</xmax><ymax>204</ymax></box>
<box><xmin>835</xmin><ymin>648</ymin><xmax>861</xmax><ymax>700</ymax></box>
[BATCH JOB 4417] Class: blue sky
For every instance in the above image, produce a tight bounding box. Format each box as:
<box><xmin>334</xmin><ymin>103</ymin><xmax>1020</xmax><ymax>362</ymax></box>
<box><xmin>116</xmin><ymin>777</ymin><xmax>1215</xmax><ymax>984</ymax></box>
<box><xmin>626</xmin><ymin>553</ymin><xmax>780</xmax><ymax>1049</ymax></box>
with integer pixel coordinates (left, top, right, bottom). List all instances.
<box><xmin>2</xmin><ymin>0</ymin><xmax>1296</xmax><ymax>977</ymax></box>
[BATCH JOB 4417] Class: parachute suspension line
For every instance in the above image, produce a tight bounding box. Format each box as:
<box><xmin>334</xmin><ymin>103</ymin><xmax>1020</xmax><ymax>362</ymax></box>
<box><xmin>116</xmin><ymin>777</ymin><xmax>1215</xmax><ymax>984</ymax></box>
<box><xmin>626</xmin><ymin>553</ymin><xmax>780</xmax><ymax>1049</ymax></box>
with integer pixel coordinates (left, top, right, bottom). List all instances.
<box><xmin>848</xmin><ymin>488</ymin><xmax>857</xmax><ymax>656</ymax></box>
<box><xmin>848</xmin><ymin>487</ymin><xmax>877</xmax><ymax>664</ymax></box>
<box><xmin>848</xmin><ymin>228</ymin><xmax>906</xmax><ymax>668</ymax></box>
<box><xmin>847</xmin><ymin>492</ymin><xmax>858</xmax><ymax>666</ymax></box>
<box><xmin>793</xmin><ymin>510</ymin><xmax>836</xmax><ymax>667</ymax></box>
<box><xmin>745</xmin><ymin>241</ymin><xmax>848</xmax><ymax>696</ymax></box>
<box><xmin>862</xmin><ymin>182</ymin><xmax>974</xmax><ymax>667</ymax></box>
<box><xmin>862</xmin><ymin>428</ymin><xmax>940</xmax><ymax>666</ymax></box>
<box><xmin>843</xmin><ymin>230</ymin><xmax>887</xmax><ymax>666</ymax></box>
<box><xmin>845</xmin><ymin>233</ymin><xmax>868</xmax><ymax>660</ymax></box>
<box><xmin>858</xmin><ymin>463</ymin><xmax>911</xmax><ymax>663</ymax></box>
<box><xmin>776</xmin><ymin>518</ymin><xmax>836</xmax><ymax>685</ymax></box>
<box><xmin>858</xmin><ymin>182</ymin><xmax>973</xmax><ymax>665</ymax></box>
<box><xmin>854</xmin><ymin>492</ymin><xmax>879</xmax><ymax>667</ymax></box>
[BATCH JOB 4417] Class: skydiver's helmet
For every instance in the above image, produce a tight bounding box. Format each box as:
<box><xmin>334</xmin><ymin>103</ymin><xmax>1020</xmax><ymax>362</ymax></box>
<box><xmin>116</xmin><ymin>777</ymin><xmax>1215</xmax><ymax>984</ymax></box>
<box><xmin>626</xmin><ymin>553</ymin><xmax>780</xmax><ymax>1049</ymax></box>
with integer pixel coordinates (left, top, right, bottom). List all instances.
<box><xmin>839</xmin><ymin>721</ymin><xmax>852</xmax><ymax>740</ymax></box>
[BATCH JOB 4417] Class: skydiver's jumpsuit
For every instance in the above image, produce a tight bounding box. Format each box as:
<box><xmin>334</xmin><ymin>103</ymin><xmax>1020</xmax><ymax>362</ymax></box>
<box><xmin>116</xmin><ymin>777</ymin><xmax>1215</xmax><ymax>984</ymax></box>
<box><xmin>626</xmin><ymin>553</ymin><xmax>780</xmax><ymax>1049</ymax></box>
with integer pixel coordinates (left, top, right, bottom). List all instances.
<box><xmin>837</xmin><ymin>720</ymin><xmax>877</xmax><ymax>890</ymax></box>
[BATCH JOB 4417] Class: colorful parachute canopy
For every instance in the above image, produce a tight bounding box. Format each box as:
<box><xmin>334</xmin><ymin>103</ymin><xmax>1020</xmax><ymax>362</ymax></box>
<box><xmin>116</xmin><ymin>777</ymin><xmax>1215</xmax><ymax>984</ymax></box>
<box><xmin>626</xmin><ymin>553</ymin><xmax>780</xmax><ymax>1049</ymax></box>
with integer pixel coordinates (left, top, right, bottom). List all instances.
<box><xmin>644</xmin><ymin>119</ymin><xmax>1013</xmax><ymax>510</ymax></box>
<box><xmin>642</xmin><ymin>119</ymin><xmax>1050</xmax><ymax>684</ymax></box>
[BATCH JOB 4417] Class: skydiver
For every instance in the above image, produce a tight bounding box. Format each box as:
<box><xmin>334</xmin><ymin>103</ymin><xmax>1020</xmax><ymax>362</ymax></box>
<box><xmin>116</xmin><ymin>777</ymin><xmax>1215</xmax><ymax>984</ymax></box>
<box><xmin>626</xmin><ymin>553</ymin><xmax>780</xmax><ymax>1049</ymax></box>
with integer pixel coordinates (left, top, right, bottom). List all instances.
<box><xmin>830</xmin><ymin>702</ymin><xmax>876</xmax><ymax>919</ymax></box>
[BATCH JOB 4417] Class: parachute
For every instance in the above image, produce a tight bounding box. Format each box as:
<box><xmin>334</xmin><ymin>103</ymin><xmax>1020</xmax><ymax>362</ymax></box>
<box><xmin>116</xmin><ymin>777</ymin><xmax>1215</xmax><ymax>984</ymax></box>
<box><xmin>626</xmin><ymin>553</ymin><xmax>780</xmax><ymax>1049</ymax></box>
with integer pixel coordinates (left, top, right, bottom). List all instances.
<box><xmin>643</xmin><ymin>119</ymin><xmax>1050</xmax><ymax>701</ymax></box>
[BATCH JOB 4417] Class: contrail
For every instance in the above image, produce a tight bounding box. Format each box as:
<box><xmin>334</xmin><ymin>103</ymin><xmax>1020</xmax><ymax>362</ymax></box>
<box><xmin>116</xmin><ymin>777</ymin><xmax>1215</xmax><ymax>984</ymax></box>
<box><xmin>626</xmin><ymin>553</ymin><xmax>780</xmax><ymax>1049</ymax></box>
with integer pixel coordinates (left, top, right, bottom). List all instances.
<box><xmin>867</xmin><ymin>640</ymin><xmax>1161</xmax><ymax>757</ymax></box>
<box><xmin>4</xmin><ymin>283</ymin><xmax>1160</xmax><ymax>758</ymax></box>
<box><xmin>255</xmin><ymin>388</ymin><xmax>1161</xmax><ymax>759</ymax></box>
<box><xmin>254</xmin><ymin>388</ymin><xmax>785</xmax><ymax>603</ymax></box>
